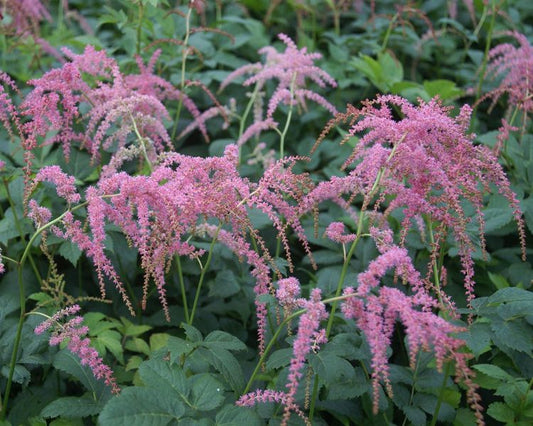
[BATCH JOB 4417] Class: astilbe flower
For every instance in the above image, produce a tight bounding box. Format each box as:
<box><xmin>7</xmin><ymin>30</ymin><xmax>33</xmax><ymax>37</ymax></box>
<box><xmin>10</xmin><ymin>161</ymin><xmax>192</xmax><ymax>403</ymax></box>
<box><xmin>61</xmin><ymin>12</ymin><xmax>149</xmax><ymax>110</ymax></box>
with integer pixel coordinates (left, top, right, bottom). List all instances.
<box><xmin>34</xmin><ymin>305</ymin><xmax>120</xmax><ymax>394</ymax></box>
<box><xmin>340</xmin><ymin>230</ymin><xmax>484</xmax><ymax>424</ymax></box>
<box><xmin>30</xmin><ymin>165</ymin><xmax>81</xmax><ymax>205</ymax></box>
<box><xmin>0</xmin><ymin>0</ymin><xmax>51</xmax><ymax>35</ymax></box>
<box><xmin>0</xmin><ymin>247</ymin><xmax>4</xmax><ymax>274</ymax></box>
<box><xmin>221</xmin><ymin>33</ymin><xmax>337</xmax><ymax>146</ymax></box>
<box><xmin>310</xmin><ymin>95</ymin><xmax>526</xmax><ymax>308</ymax></box>
<box><xmin>0</xmin><ymin>72</ymin><xmax>23</xmax><ymax>142</ymax></box>
<box><xmin>31</xmin><ymin>145</ymin><xmax>312</xmax><ymax>339</ymax></box>
<box><xmin>238</xmin><ymin>286</ymin><xmax>327</xmax><ymax>426</ymax></box>
<box><xmin>125</xmin><ymin>50</ymin><xmax>226</xmax><ymax>142</ymax></box>
<box><xmin>21</xmin><ymin>46</ymin><xmax>174</xmax><ymax>165</ymax></box>
<box><xmin>486</xmin><ymin>31</ymin><xmax>533</xmax><ymax>114</ymax></box>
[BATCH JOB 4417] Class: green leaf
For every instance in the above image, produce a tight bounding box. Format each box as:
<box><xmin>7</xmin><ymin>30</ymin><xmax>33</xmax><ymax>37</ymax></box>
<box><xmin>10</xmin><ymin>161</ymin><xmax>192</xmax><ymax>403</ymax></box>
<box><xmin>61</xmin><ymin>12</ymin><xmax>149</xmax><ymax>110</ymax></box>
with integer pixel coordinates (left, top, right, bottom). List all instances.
<box><xmin>423</xmin><ymin>79</ymin><xmax>462</xmax><ymax>101</ymax></box>
<box><xmin>188</xmin><ymin>374</ymin><xmax>225</xmax><ymax>411</ymax></box>
<box><xmin>181</xmin><ymin>323</ymin><xmax>203</xmax><ymax>343</ymax></box>
<box><xmin>487</xmin><ymin>402</ymin><xmax>516</xmax><ymax>423</ymax></box>
<box><xmin>483</xmin><ymin>206</ymin><xmax>513</xmax><ymax>233</ymax></box>
<box><xmin>461</xmin><ymin>323</ymin><xmax>491</xmax><ymax>357</ymax></box>
<box><xmin>167</xmin><ymin>336</ymin><xmax>196</xmax><ymax>364</ymax></box>
<box><xmin>150</xmin><ymin>333</ymin><xmax>170</xmax><ymax>351</ymax></box>
<box><xmin>52</xmin><ymin>350</ymin><xmax>110</xmax><ymax>398</ymax></box>
<box><xmin>266</xmin><ymin>348</ymin><xmax>292</xmax><ymax>370</ymax></box>
<box><xmin>204</xmin><ymin>331</ymin><xmax>247</xmax><ymax>352</ymax></box>
<box><xmin>490</xmin><ymin>316</ymin><xmax>533</xmax><ymax>354</ymax></box>
<box><xmin>120</xmin><ymin>317</ymin><xmax>152</xmax><ymax>337</ymax></box>
<box><xmin>137</xmin><ymin>358</ymin><xmax>188</xmax><ymax>399</ymax></box>
<box><xmin>41</xmin><ymin>395</ymin><xmax>104</xmax><ymax>418</ymax></box>
<box><xmin>58</xmin><ymin>241</ymin><xmax>82</xmax><ymax>266</ymax></box>
<box><xmin>196</xmin><ymin>346</ymin><xmax>245</xmax><ymax>393</ymax></box>
<box><xmin>99</xmin><ymin>387</ymin><xmax>185</xmax><ymax>426</ymax></box>
<box><xmin>402</xmin><ymin>406</ymin><xmax>426</xmax><ymax>425</ymax></box>
<box><xmin>453</xmin><ymin>408</ymin><xmax>479</xmax><ymax>426</ymax></box>
<box><xmin>124</xmin><ymin>337</ymin><xmax>151</xmax><ymax>356</ymax></box>
<box><xmin>93</xmin><ymin>330</ymin><xmax>124</xmax><ymax>363</ymax></box>
<box><xmin>50</xmin><ymin>419</ymin><xmax>83</xmax><ymax>426</ymax></box>
<box><xmin>473</xmin><ymin>364</ymin><xmax>514</xmax><ymax>381</ymax></box>
<box><xmin>215</xmin><ymin>404</ymin><xmax>262</xmax><ymax>425</ymax></box>
<box><xmin>208</xmin><ymin>269</ymin><xmax>240</xmax><ymax>298</ymax></box>
<box><xmin>310</xmin><ymin>353</ymin><xmax>368</xmax><ymax>399</ymax></box>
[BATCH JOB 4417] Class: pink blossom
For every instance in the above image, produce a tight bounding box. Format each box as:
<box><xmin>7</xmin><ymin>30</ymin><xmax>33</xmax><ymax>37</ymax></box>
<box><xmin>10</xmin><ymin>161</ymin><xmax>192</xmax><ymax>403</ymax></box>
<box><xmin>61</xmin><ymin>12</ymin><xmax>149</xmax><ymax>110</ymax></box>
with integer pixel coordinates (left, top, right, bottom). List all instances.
<box><xmin>31</xmin><ymin>165</ymin><xmax>80</xmax><ymax>204</ymax></box>
<box><xmin>486</xmin><ymin>32</ymin><xmax>533</xmax><ymax>114</ymax></box>
<box><xmin>276</xmin><ymin>277</ymin><xmax>301</xmax><ymax>308</ymax></box>
<box><xmin>0</xmin><ymin>248</ymin><xmax>5</xmax><ymax>275</ymax></box>
<box><xmin>309</xmin><ymin>95</ymin><xmax>526</xmax><ymax>307</ymax></box>
<box><xmin>35</xmin><ymin>305</ymin><xmax>120</xmax><ymax>394</ymax></box>
<box><xmin>221</xmin><ymin>33</ymin><xmax>337</xmax><ymax>145</ymax></box>
<box><xmin>237</xmin><ymin>289</ymin><xmax>327</xmax><ymax>426</ymax></box>
<box><xmin>1</xmin><ymin>0</ymin><xmax>51</xmax><ymax>35</ymax></box>
<box><xmin>325</xmin><ymin>222</ymin><xmax>356</xmax><ymax>244</ymax></box>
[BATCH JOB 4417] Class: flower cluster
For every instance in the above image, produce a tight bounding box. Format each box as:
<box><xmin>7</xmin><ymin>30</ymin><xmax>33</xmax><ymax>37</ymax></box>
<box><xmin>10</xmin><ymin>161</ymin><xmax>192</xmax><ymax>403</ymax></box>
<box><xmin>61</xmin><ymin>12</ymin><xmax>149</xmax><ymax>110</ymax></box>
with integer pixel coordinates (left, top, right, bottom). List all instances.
<box><xmin>34</xmin><ymin>305</ymin><xmax>120</xmax><ymax>394</ymax></box>
<box><xmin>340</xmin><ymin>229</ymin><xmax>483</xmax><ymax>421</ymax></box>
<box><xmin>19</xmin><ymin>45</ymin><xmax>223</xmax><ymax>173</ymax></box>
<box><xmin>487</xmin><ymin>31</ymin><xmax>533</xmax><ymax>114</ymax></box>
<box><xmin>311</xmin><ymin>95</ymin><xmax>526</xmax><ymax>308</ymax></box>
<box><xmin>221</xmin><ymin>33</ymin><xmax>337</xmax><ymax>146</ymax></box>
<box><xmin>0</xmin><ymin>0</ymin><xmax>51</xmax><ymax>35</ymax></box>
<box><xmin>29</xmin><ymin>145</ymin><xmax>315</xmax><ymax>358</ymax></box>
<box><xmin>238</xmin><ymin>285</ymin><xmax>327</xmax><ymax>426</ymax></box>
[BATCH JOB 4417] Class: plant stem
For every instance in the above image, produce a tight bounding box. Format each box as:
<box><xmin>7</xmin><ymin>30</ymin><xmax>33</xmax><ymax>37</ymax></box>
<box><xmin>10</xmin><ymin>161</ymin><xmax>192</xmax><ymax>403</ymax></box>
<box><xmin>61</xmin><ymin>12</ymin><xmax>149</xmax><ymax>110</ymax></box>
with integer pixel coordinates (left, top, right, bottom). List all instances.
<box><xmin>278</xmin><ymin>73</ymin><xmax>297</xmax><ymax>159</ymax></box>
<box><xmin>430</xmin><ymin>362</ymin><xmax>452</xmax><ymax>426</ymax></box>
<box><xmin>188</xmin><ymin>225</ymin><xmax>221</xmax><ymax>325</ymax></box>
<box><xmin>171</xmin><ymin>6</ymin><xmax>193</xmax><ymax>141</ymax></box>
<box><xmin>242</xmin><ymin>308</ymin><xmax>306</xmax><ymax>395</ymax></box>
<box><xmin>176</xmin><ymin>255</ymin><xmax>190</xmax><ymax>323</ymax></box>
<box><xmin>475</xmin><ymin>0</ymin><xmax>497</xmax><ymax>102</ymax></box>
<box><xmin>136</xmin><ymin>1</ymin><xmax>144</xmax><ymax>55</ymax></box>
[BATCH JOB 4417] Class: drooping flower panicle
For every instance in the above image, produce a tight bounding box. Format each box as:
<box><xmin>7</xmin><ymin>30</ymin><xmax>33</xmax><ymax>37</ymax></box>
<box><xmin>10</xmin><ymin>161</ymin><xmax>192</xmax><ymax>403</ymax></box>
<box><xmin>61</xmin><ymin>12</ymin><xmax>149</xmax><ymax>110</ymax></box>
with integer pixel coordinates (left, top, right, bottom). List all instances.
<box><xmin>35</xmin><ymin>305</ymin><xmax>120</xmax><ymax>394</ymax></box>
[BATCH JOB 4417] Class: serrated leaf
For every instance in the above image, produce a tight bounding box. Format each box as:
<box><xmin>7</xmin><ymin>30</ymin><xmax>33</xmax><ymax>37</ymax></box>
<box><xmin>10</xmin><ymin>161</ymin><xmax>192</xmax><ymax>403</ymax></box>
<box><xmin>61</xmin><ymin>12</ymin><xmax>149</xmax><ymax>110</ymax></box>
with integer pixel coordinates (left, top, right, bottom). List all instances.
<box><xmin>120</xmin><ymin>317</ymin><xmax>152</xmax><ymax>337</ymax></box>
<box><xmin>266</xmin><ymin>348</ymin><xmax>292</xmax><ymax>370</ymax></box>
<box><xmin>490</xmin><ymin>316</ymin><xmax>533</xmax><ymax>354</ymax></box>
<box><xmin>215</xmin><ymin>404</ymin><xmax>262</xmax><ymax>425</ymax></box>
<box><xmin>310</xmin><ymin>353</ymin><xmax>368</xmax><ymax>399</ymax></box>
<box><xmin>488</xmin><ymin>287</ymin><xmax>533</xmax><ymax>304</ymax></box>
<box><xmin>204</xmin><ymin>331</ymin><xmax>246</xmax><ymax>351</ymax></box>
<box><xmin>150</xmin><ymin>333</ymin><xmax>170</xmax><ymax>351</ymax></box>
<box><xmin>99</xmin><ymin>387</ymin><xmax>185</xmax><ymax>425</ymax></box>
<box><xmin>41</xmin><ymin>395</ymin><xmax>104</xmax><ymax>418</ymax></box>
<box><xmin>124</xmin><ymin>337</ymin><xmax>151</xmax><ymax>356</ymax></box>
<box><xmin>94</xmin><ymin>330</ymin><xmax>123</xmax><ymax>363</ymax></box>
<box><xmin>137</xmin><ymin>358</ymin><xmax>188</xmax><ymax>399</ymax></box>
<box><xmin>196</xmin><ymin>346</ymin><xmax>245</xmax><ymax>393</ymax></box>
<box><xmin>461</xmin><ymin>323</ymin><xmax>491</xmax><ymax>357</ymax></box>
<box><xmin>53</xmin><ymin>350</ymin><xmax>110</xmax><ymax>399</ymax></box>
<box><xmin>50</xmin><ymin>419</ymin><xmax>83</xmax><ymax>426</ymax></box>
<box><xmin>167</xmin><ymin>336</ymin><xmax>196</xmax><ymax>364</ymax></box>
<box><xmin>487</xmin><ymin>402</ymin><xmax>515</xmax><ymax>422</ymax></box>
<box><xmin>189</xmin><ymin>374</ymin><xmax>224</xmax><ymax>411</ymax></box>
<box><xmin>58</xmin><ymin>241</ymin><xmax>82</xmax><ymax>266</ymax></box>
<box><xmin>423</xmin><ymin>79</ymin><xmax>462</xmax><ymax>100</ymax></box>
<box><xmin>402</xmin><ymin>405</ymin><xmax>426</xmax><ymax>425</ymax></box>
<box><xmin>473</xmin><ymin>364</ymin><xmax>514</xmax><ymax>381</ymax></box>
<box><xmin>181</xmin><ymin>323</ymin><xmax>203</xmax><ymax>343</ymax></box>
<box><xmin>208</xmin><ymin>269</ymin><xmax>240</xmax><ymax>298</ymax></box>
<box><xmin>483</xmin><ymin>207</ymin><xmax>513</xmax><ymax>233</ymax></box>
<box><xmin>496</xmin><ymin>300</ymin><xmax>533</xmax><ymax>321</ymax></box>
